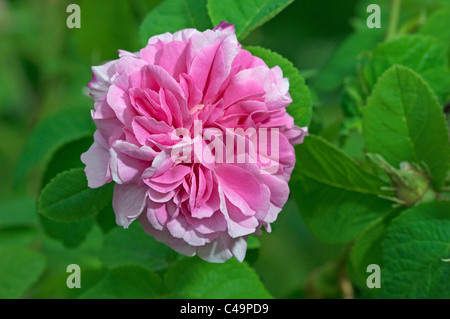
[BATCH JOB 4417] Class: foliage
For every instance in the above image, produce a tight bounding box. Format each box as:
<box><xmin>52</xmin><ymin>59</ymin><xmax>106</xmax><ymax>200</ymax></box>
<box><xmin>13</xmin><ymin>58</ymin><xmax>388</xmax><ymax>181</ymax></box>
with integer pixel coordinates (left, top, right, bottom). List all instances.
<box><xmin>1</xmin><ymin>0</ymin><xmax>449</xmax><ymax>299</ymax></box>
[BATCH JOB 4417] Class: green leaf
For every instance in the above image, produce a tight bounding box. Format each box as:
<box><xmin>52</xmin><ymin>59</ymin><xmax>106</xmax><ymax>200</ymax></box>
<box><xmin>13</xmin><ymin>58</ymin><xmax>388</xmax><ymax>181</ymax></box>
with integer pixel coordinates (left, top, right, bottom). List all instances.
<box><xmin>38</xmin><ymin>137</ymin><xmax>97</xmax><ymax>248</ymax></box>
<box><xmin>245</xmin><ymin>46</ymin><xmax>312</xmax><ymax>126</ymax></box>
<box><xmin>165</xmin><ymin>257</ymin><xmax>272</xmax><ymax>298</ymax></box>
<box><xmin>293</xmin><ymin>175</ymin><xmax>394</xmax><ymax>245</ymax></box>
<box><xmin>381</xmin><ymin>201</ymin><xmax>450</xmax><ymax>298</ymax></box>
<box><xmin>39</xmin><ymin>168</ymin><xmax>114</xmax><ymax>222</ymax></box>
<box><xmin>79</xmin><ymin>266</ymin><xmax>164</xmax><ymax>299</ymax></box>
<box><xmin>311</xmin><ymin>0</ymin><xmax>388</xmax><ymax>92</ymax></box>
<box><xmin>0</xmin><ymin>229</ymin><xmax>40</xmax><ymax>249</ymax></box>
<box><xmin>364</xmin><ymin>35</ymin><xmax>450</xmax><ymax>103</ymax></box>
<box><xmin>39</xmin><ymin>215</ymin><xmax>94</xmax><ymax>248</ymax></box>
<box><xmin>0</xmin><ymin>247</ymin><xmax>46</xmax><ymax>298</ymax></box>
<box><xmin>363</xmin><ymin>65</ymin><xmax>450</xmax><ymax>189</ymax></box>
<box><xmin>128</xmin><ymin>0</ymin><xmax>163</xmax><ymax>21</ymax></box>
<box><xmin>304</xmin><ymin>260</ymin><xmax>343</xmax><ymax>299</ymax></box>
<box><xmin>253</xmin><ymin>198</ymin><xmax>344</xmax><ymax>298</ymax></box>
<box><xmin>140</xmin><ymin>0</ymin><xmax>212</xmax><ymax>46</ymax></box>
<box><xmin>14</xmin><ymin>107</ymin><xmax>94</xmax><ymax>184</ymax></box>
<box><xmin>0</xmin><ymin>197</ymin><xmax>37</xmax><ymax>229</ymax></box>
<box><xmin>96</xmin><ymin>203</ymin><xmax>117</xmax><ymax>234</ymax></box>
<box><xmin>41</xmin><ymin>137</ymin><xmax>93</xmax><ymax>190</ymax></box>
<box><xmin>295</xmin><ymin>135</ymin><xmax>386</xmax><ymax>195</ymax></box>
<box><xmin>314</xmin><ymin>29</ymin><xmax>384</xmax><ymax>92</ymax></box>
<box><xmin>207</xmin><ymin>0</ymin><xmax>293</xmax><ymax>40</ymax></box>
<box><xmin>30</xmin><ymin>225</ymin><xmax>105</xmax><ymax>299</ymax></box>
<box><xmin>292</xmin><ymin>135</ymin><xmax>393</xmax><ymax>243</ymax></box>
<box><xmin>247</xmin><ymin>235</ymin><xmax>260</xmax><ymax>250</ymax></box>
<box><xmin>347</xmin><ymin>208</ymin><xmax>402</xmax><ymax>289</ymax></box>
<box><xmin>66</xmin><ymin>268</ymin><xmax>108</xmax><ymax>299</ymax></box>
<box><xmin>419</xmin><ymin>9</ymin><xmax>450</xmax><ymax>45</ymax></box>
<box><xmin>100</xmin><ymin>222</ymin><xmax>177</xmax><ymax>272</ymax></box>
<box><xmin>82</xmin><ymin>257</ymin><xmax>270</xmax><ymax>299</ymax></box>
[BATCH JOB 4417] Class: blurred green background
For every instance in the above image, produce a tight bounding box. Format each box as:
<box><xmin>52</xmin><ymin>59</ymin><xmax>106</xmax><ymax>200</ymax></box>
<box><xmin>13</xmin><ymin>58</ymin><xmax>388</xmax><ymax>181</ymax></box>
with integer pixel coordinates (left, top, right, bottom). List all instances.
<box><xmin>0</xmin><ymin>0</ymin><xmax>448</xmax><ymax>299</ymax></box>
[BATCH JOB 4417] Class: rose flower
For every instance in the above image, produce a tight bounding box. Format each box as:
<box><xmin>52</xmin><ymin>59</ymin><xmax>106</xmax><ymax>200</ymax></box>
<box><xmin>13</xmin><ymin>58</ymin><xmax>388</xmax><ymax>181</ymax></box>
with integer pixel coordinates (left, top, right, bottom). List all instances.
<box><xmin>82</xmin><ymin>22</ymin><xmax>307</xmax><ymax>262</ymax></box>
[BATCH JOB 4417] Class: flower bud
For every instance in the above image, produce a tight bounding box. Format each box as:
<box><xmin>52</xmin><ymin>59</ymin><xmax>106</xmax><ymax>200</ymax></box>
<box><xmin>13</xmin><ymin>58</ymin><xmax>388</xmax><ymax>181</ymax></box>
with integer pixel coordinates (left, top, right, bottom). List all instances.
<box><xmin>368</xmin><ymin>154</ymin><xmax>435</xmax><ymax>206</ymax></box>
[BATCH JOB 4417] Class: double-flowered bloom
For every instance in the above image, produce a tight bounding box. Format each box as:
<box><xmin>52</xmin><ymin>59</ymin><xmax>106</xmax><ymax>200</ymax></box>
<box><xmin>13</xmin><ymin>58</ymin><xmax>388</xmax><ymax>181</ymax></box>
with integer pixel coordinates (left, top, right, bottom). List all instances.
<box><xmin>81</xmin><ymin>22</ymin><xmax>307</xmax><ymax>262</ymax></box>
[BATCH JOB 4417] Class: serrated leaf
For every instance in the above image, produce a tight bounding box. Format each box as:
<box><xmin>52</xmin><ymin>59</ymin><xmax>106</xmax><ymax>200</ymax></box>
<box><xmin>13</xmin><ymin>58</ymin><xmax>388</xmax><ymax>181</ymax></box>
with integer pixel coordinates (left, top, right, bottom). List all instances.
<box><xmin>207</xmin><ymin>0</ymin><xmax>293</xmax><ymax>40</ymax></box>
<box><xmin>140</xmin><ymin>0</ymin><xmax>212</xmax><ymax>46</ymax></box>
<box><xmin>381</xmin><ymin>201</ymin><xmax>450</xmax><ymax>298</ymax></box>
<box><xmin>79</xmin><ymin>266</ymin><xmax>164</xmax><ymax>299</ymax></box>
<box><xmin>245</xmin><ymin>46</ymin><xmax>312</xmax><ymax>126</ymax></box>
<box><xmin>292</xmin><ymin>135</ymin><xmax>393</xmax><ymax>243</ymax></box>
<box><xmin>295</xmin><ymin>135</ymin><xmax>387</xmax><ymax>195</ymax></box>
<box><xmin>165</xmin><ymin>257</ymin><xmax>272</xmax><ymax>298</ymax></box>
<box><xmin>363</xmin><ymin>65</ymin><xmax>450</xmax><ymax>189</ymax></box>
<box><xmin>38</xmin><ymin>137</ymin><xmax>97</xmax><ymax>247</ymax></box>
<box><xmin>14</xmin><ymin>107</ymin><xmax>94</xmax><ymax>184</ymax></box>
<box><xmin>100</xmin><ymin>222</ymin><xmax>176</xmax><ymax>272</ymax></box>
<box><xmin>0</xmin><ymin>247</ymin><xmax>46</xmax><ymax>298</ymax></box>
<box><xmin>39</xmin><ymin>168</ymin><xmax>113</xmax><ymax>222</ymax></box>
<box><xmin>293</xmin><ymin>174</ymin><xmax>394</xmax><ymax>244</ymax></box>
<box><xmin>364</xmin><ymin>35</ymin><xmax>450</xmax><ymax>103</ymax></box>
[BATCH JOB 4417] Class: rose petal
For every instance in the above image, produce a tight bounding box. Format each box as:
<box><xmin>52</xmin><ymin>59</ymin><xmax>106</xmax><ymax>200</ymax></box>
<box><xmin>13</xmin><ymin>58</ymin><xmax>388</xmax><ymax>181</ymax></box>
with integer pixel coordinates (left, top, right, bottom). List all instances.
<box><xmin>113</xmin><ymin>183</ymin><xmax>147</xmax><ymax>228</ymax></box>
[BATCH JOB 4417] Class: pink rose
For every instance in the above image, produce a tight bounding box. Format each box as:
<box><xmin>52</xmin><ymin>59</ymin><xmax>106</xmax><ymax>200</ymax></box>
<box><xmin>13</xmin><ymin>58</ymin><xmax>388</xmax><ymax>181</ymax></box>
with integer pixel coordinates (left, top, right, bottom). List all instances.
<box><xmin>81</xmin><ymin>22</ymin><xmax>307</xmax><ymax>262</ymax></box>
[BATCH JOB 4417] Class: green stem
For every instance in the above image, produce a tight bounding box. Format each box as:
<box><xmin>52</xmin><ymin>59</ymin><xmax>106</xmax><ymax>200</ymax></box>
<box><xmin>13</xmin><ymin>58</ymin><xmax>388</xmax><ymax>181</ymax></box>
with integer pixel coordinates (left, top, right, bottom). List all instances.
<box><xmin>386</xmin><ymin>0</ymin><xmax>402</xmax><ymax>40</ymax></box>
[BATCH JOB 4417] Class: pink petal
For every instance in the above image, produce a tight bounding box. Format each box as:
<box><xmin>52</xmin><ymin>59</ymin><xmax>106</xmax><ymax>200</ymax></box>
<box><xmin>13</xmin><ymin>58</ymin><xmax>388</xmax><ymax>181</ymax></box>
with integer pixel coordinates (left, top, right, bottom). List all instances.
<box><xmin>106</xmin><ymin>84</ymin><xmax>137</xmax><ymax>125</ymax></box>
<box><xmin>113</xmin><ymin>183</ymin><xmax>148</xmax><ymax>228</ymax></box>
<box><xmin>262</xmin><ymin>174</ymin><xmax>290</xmax><ymax>207</ymax></box>
<box><xmin>131</xmin><ymin>116</ymin><xmax>172</xmax><ymax>145</ymax></box>
<box><xmin>81</xmin><ymin>139</ymin><xmax>112</xmax><ymax>188</ymax></box>
<box><xmin>179</xmin><ymin>74</ymin><xmax>203</xmax><ymax>110</ymax></box>
<box><xmin>185</xmin><ymin>210</ymin><xmax>227</xmax><ymax>235</ymax></box>
<box><xmin>88</xmin><ymin>60</ymin><xmax>116</xmax><ymax>100</ymax></box>
<box><xmin>139</xmin><ymin>215</ymin><xmax>196</xmax><ymax>257</ymax></box>
<box><xmin>166</xmin><ymin>215</ymin><xmax>212</xmax><ymax>246</ymax></box>
<box><xmin>151</xmin><ymin>164</ymin><xmax>191</xmax><ymax>184</ymax></box>
<box><xmin>142</xmin><ymin>150</ymin><xmax>174</xmax><ymax>179</ymax></box>
<box><xmin>197</xmin><ymin>234</ymin><xmax>247</xmax><ymax>263</ymax></box>
<box><xmin>215</xmin><ymin>164</ymin><xmax>263</xmax><ymax>216</ymax></box>
<box><xmin>155</xmin><ymin>41</ymin><xmax>190</xmax><ymax>79</ymax></box>
<box><xmin>218</xmin><ymin>187</ymin><xmax>258</xmax><ymax>237</ymax></box>
<box><xmin>109</xmin><ymin>147</ymin><xmax>149</xmax><ymax>184</ymax></box>
<box><xmin>147</xmin><ymin>187</ymin><xmax>176</xmax><ymax>203</ymax></box>
<box><xmin>213</xmin><ymin>21</ymin><xmax>235</xmax><ymax>33</ymax></box>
